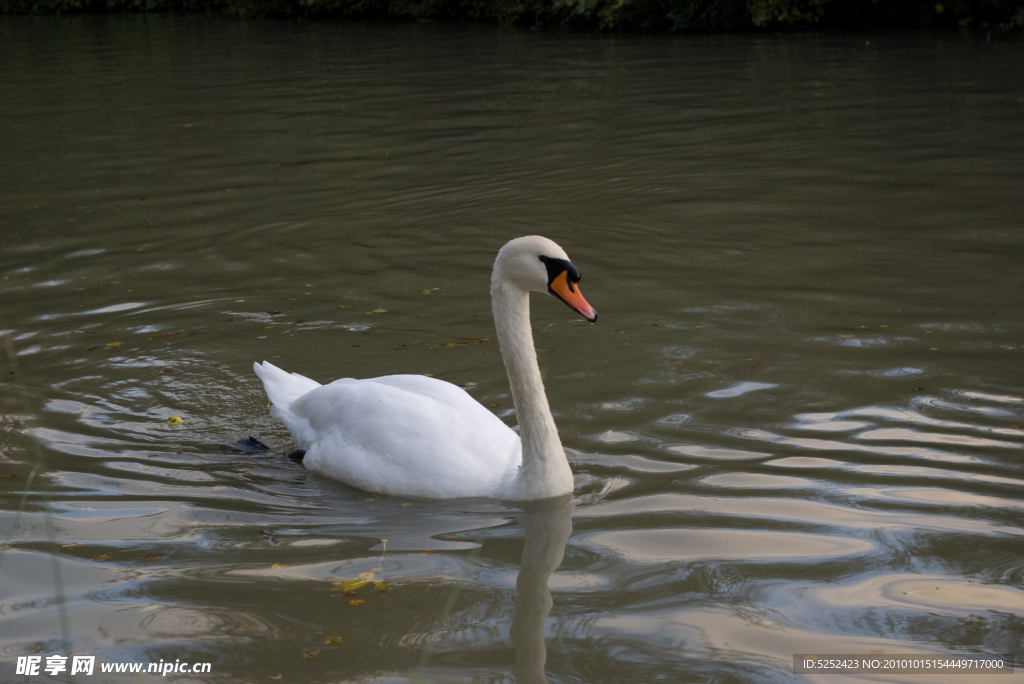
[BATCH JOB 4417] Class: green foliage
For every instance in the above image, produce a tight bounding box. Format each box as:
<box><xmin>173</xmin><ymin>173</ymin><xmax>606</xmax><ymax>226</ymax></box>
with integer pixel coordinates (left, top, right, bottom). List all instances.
<box><xmin>748</xmin><ymin>0</ymin><xmax>826</xmax><ymax>27</ymax></box>
<box><xmin>2</xmin><ymin>0</ymin><xmax>1022</xmax><ymax>32</ymax></box>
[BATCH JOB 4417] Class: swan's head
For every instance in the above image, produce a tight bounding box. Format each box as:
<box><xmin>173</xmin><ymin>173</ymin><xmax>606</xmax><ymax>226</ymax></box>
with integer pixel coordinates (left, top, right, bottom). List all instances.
<box><xmin>494</xmin><ymin>236</ymin><xmax>597</xmax><ymax>323</ymax></box>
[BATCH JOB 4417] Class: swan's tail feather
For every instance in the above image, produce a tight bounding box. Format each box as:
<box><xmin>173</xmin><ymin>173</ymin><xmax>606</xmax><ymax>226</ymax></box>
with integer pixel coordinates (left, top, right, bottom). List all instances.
<box><xmin>253</xmin><ymin>361</ymin><xmax>321</xmax><ymax>407</ymax></box>
<box><xmin>253</xmin><ymin>361</ymin><xmax>321</xmax><ymax>449</ymax></box>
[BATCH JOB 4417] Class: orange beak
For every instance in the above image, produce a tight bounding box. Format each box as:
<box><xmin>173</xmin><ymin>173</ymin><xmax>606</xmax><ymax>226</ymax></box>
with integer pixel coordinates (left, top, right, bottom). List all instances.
<box><xmin>549</xmin><ymin>270</ymin><xmax>597</xmax><ymax>322</ymax></box>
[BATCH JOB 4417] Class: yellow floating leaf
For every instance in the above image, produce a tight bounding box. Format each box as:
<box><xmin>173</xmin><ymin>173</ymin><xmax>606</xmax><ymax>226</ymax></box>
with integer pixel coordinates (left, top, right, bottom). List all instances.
<box><xmin>401</xmin><ymin>502</ymin><xmax>413</xmax><ymax>508</ymax></box>
<box><xmin>212</xmin><ymin>485</ymin><xmax>226</xmax><ymax>490</ymax></box>
<box><xmin>347</xmin><ymin>599</ymin><xmax>364</xmax><ymax>606</ymax></box>
<box><xmin>337</xmin><ymin>305</ymin><xmax>350</xmax><ymax>309</ymax></box>
<box><xmin>269</xmin><ymin>676</ymin><xmax>282</xmax><ymax>680</ymax></box>
<box><xmin>374</xmin><ymin>581</ymin><xmax>390</xmax><ymax>592</ymax></box>
<box><xmin>879</xmin><ymin>324</ymin><xmax>889</xmax><ymax>328</ymax></box>
<box><xmin>463</xmin><ymin>381</ymin><xmax>477</xmax><ymax>386</ymax></box>
<box><xmin>357</xmin><ymin>571</ymin><xmax>375</xmax><ymax>580</ymax></box>
<box><xmin>166</xmin><ymin>416</ymin><xmax>183</xmax><ymax>426</ymax></box>
<box><xmin>333</xmin><ymin>579</ymin><xmax>370</xmax><ymax>591</ymax></box>
<box><xmin>838</xmin><ymin>334</ymin><xmax>853</xmax><ymax>338</ymax></box>
<box><xmin>301</xmin><ymin>650</ymin><xmax>320</xmax><ymax>659</ymax></box>
<box><xmin>305</xmin><ymin>283</ymin><xmax>313</xmax><ymax>288</ymax></box>
<box><xmin>91</xmin><ymin>554</ymin><xmax>113</xmax><ymax>561</ymax></box>
<box><xmin>472</xmin><ymin>338</ymin><xmax>489</xmax><ymax>344</ymax></box>
<box><xmin>126</xmin><ymin>289</ymin><xmax>134</xmax><ymax>293</ymax></box>
<box><xmin>105</xmin><ymin>341</ymin><xmax>122</xmax><ymax>347</ymax></box>
<box><xmin>235</xmin><ymin>299</ymin><xmax>245</xmax><ymax>303</ymax></box>
<box><xmin>73</xmin><ymin>329</ymin><xmax>85</xmax><ymax>334</ymax></box>
<box><xmin>324</xmin><ymin>636</ymin><xmax>345</xmax><ymax>644</ymax></box>
<box><xmin>272</xmin><ymin>563</ymin><xmax>286</xmax><ymax>569</ymax></box>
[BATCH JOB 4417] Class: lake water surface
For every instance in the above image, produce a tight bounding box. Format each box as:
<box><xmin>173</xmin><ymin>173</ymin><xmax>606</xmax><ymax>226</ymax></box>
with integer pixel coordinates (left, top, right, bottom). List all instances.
<box><xmin>1</xmin><ymin>17</ymin><xmax>1023</xmax><ymax>683</ymax></box>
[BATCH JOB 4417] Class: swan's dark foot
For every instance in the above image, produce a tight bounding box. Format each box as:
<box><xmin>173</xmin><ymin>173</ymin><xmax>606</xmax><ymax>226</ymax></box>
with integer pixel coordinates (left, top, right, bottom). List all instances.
<box><xmin>287</xmin><ymin>449</ymin><xmax>307</xmax><ymax>463</ymax></box>
<box><xmin>225</xmin><ymin>436</ymin><xmax>272</xmax><ymax>454</ymax></box>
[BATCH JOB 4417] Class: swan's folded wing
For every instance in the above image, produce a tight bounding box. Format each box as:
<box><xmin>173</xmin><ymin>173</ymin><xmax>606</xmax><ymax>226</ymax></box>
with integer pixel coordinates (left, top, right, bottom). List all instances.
<box><xmin>292</xmin><ymin>375</ymin><xmax>522</xmax><ymax>498</ymax></box>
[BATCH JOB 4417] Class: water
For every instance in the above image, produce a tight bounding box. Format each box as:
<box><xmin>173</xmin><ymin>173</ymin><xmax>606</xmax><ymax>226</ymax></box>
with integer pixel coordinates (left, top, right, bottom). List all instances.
<box><xmin>1</xmin><ymin>17</ymin><xmax>1023</xmax><ymax>683</ymax></box>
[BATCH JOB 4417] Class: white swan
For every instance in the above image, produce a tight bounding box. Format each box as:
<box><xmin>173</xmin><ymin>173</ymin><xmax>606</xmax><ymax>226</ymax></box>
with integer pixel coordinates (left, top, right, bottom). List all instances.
<box><xmin>253</xmin><ymin>235</ymin><xmax>597</xmax><ymax>501</ymax></box>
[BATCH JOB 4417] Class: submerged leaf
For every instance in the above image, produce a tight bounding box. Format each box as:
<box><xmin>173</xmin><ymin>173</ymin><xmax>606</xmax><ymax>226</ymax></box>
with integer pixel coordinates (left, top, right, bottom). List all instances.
<box><xmin>347</xmin><ymin>599</ymin><xmax>364</xmax><ymax>606</ymax></box>
<box><xmin>105</xmin><ymin>341</ymin><xmax>122</xmax><ymax>347</ymax></box>
<box><xmin>302</xmin><ymin>650</ymin><xmax>320</xmax><ymax>659</ymax></box>
<box><xmin>324</xmin><ymin>636</ymin><xmax>345</xmax><ymax>644</ymax></box>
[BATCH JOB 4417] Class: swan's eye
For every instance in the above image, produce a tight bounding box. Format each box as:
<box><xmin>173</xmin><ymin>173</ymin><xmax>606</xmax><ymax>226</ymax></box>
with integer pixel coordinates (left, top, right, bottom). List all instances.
<box><xmin>538</xmin><ymin>255</ymin><xmax>581</xmax><ymax>284</ymax></box>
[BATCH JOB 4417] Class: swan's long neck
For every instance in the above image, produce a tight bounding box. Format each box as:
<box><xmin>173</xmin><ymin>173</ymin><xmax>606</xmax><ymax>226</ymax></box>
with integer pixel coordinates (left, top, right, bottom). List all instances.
<box><xmin>492</xmin><ymin>276</ymin><xmax>574</xmax><ymax>500</ymax></box>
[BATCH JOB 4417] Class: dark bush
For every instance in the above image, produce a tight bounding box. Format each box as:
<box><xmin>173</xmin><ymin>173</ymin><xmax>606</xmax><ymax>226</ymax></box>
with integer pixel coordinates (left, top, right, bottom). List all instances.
<box><xmin>2</xmin><ymin>0</ymin><xmax>1023</xmax><ymax>32</ymax></box>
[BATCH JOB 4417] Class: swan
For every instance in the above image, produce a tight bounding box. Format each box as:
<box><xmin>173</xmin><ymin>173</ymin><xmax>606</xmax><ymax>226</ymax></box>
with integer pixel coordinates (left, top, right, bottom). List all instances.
<box><xmin>253</xmin><ymin>236</ymin><xmax>597</xmax><ymax>501</ymax></box>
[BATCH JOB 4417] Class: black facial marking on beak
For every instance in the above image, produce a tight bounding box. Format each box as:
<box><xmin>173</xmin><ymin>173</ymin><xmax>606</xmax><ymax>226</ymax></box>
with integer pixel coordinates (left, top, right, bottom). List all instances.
<box><xmin>539</xmin><ymin>255</ymin><xmax>581</xmax><ymax>289</ymax></box>
<box><xmin>539</xmin><ymin>254</ymin><xmax>597</xmax><ymax>323</ymax></box>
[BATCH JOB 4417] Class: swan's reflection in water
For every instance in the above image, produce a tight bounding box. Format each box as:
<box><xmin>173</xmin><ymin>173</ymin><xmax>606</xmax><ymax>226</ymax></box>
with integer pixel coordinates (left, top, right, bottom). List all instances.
<box><xmin>511</xmin><ymin>495</ymin><xmax>574</xmax><ymax>684</ymax></box>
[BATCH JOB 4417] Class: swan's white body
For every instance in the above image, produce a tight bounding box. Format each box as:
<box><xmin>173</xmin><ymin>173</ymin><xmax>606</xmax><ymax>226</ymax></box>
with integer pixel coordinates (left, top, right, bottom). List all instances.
<box><xmin>253</xmin><ymin>236</ymin><xmax>595</xmax><ymax>500</ymax></box>
<box><xmin>252</xmin><ymin>366</ymin><xmax>522</xmax><ymax>498</ymax></box>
